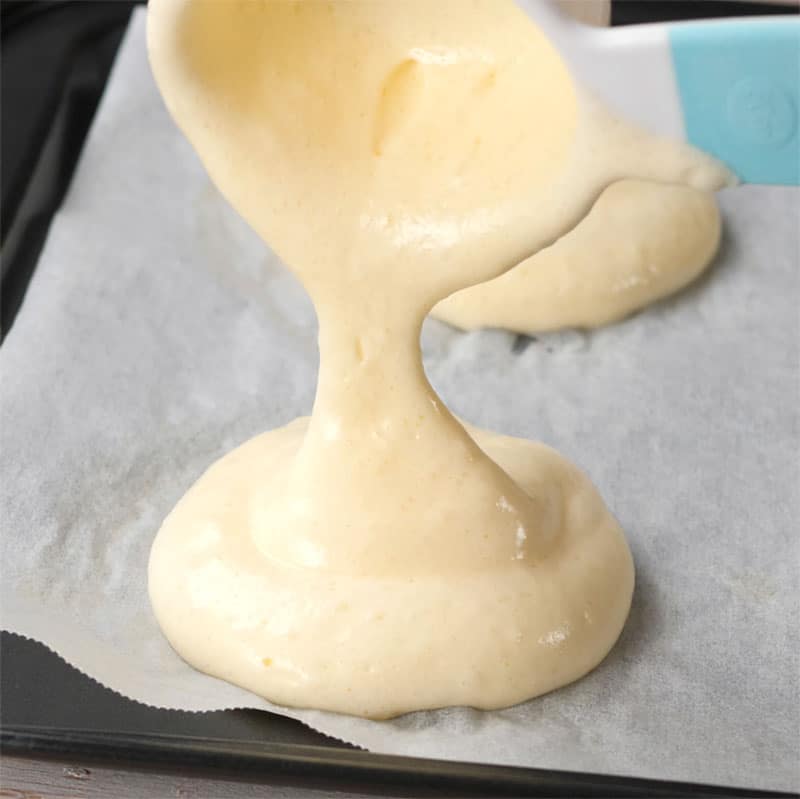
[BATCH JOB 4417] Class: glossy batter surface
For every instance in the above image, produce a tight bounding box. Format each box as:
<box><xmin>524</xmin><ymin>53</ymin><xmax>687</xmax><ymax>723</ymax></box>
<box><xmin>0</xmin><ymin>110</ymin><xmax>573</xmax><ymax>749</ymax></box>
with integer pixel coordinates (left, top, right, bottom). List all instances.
<box><xmin>147</xmin><ymin>0</ymin><xmax>730</xmax><ymax>717</ymax></box>
<box><xmin>434</xmin><ymin>180</ymin><xmax>722</xmax><ymax>333</ymax></box>
<box><xmin>150</xmin><ymin>418</ymin><xmax>633</xmax><ymax>718</ymax></box>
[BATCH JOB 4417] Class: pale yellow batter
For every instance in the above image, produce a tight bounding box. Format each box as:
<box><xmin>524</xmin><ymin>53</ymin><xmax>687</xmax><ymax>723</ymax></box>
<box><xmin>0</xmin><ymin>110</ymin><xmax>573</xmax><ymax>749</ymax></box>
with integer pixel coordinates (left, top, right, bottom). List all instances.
<box><xmin>147</xmin><ymin>0</ymin><xmax>732</xmax><ymax>718</ymax></box>
<box><xmin>433</xmin><ymin>179</ymin><xmax>722</xmax><ymax>333</ymax></box>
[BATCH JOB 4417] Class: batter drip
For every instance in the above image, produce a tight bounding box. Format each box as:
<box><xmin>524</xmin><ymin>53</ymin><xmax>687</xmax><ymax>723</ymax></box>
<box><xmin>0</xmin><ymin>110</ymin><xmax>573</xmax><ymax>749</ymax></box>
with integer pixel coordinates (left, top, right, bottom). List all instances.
<box><xmin>434</xmin><ymin>179</ymin><xmax>722</xmax><ymax>333</ymax></box>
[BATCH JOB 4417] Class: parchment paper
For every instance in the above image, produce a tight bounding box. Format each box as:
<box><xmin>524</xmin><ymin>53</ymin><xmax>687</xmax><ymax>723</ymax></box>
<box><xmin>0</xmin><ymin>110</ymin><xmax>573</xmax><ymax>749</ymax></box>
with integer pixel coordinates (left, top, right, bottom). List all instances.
<box><xmin>2</xmin><ymin>10</ymin><xmax>798</xmax><ymax>793</ymax></box>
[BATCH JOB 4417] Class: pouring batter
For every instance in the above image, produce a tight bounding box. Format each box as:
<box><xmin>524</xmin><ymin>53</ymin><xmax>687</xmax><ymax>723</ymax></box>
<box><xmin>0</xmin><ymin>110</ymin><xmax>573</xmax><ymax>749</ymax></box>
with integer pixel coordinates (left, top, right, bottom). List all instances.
<box><xmin>433</xmin><ymin>179</ymin><xmax>722</xmax><ymax>333</ymax></box>
<box><xmin>147</xmin><ymin>0</ymin><xmax>732</xmax><ymax>718</ymax></box>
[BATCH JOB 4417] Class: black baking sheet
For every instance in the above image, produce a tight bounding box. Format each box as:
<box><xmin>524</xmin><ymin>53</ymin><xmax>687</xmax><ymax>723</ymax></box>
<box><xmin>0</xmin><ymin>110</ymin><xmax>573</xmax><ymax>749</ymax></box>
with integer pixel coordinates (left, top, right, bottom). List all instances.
<box><xmin>1</xmin><ymin>2</ymin><xmax>796</xmax><ymax>796</ymax></box>
<box><xmin>2</xmin><ymin>636</ymin><xmax>790</xmax><ymax>798</ymax></box>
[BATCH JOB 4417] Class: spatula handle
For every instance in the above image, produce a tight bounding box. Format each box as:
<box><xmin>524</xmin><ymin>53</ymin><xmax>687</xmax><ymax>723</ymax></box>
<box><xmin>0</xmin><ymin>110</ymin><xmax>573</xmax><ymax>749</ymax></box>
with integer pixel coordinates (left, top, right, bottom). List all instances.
<box><xmin>669</xmin><ymin>18</ymin><xmax>799</xmax><ymax>185</ymax></box>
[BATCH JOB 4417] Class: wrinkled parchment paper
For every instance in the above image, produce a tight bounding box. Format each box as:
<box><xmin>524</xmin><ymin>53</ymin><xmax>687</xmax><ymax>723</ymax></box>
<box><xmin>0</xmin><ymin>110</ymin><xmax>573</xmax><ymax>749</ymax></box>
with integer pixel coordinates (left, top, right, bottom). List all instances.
<box><xmin>2</xmin><ymin>10</ymin><xmax>798</xmax><ymax>793</ymax></box>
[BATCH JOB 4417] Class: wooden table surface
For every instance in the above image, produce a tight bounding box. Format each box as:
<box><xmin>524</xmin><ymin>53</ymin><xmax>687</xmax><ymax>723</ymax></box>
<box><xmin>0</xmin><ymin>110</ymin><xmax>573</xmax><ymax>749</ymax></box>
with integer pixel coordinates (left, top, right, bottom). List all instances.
<box><xmin>0</xmin><ymin>755</ymin><xmax>387</xmax><ymax>799</ymax></box>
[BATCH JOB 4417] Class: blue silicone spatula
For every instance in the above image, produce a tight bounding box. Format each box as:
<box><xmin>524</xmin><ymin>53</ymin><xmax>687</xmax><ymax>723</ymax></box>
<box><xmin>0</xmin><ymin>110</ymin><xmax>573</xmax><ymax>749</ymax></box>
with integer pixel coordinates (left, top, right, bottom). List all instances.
<box><xmin>517</xmin><ymin>1</ymin><xmax>800</xmax><ymax>185</ymax></box>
